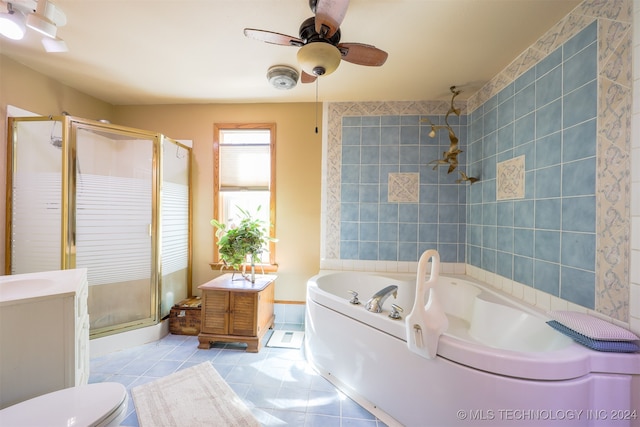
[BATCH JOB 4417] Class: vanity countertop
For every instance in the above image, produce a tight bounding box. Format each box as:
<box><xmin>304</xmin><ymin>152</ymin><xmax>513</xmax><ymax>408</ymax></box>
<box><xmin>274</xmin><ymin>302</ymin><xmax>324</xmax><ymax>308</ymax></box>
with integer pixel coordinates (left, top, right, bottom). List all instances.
<box><xmin>0</xmin><ymin>269</ymin><xmax>87</xmax><ymax>306</ymax></box>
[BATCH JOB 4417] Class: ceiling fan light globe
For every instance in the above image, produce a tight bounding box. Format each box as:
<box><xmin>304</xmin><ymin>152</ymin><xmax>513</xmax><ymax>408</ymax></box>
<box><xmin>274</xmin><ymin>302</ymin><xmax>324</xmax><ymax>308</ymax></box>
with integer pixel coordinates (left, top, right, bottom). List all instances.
<box><xmin>0</xmin><ymin>11</ymin><xmax>26</xmax><ymax>40</ymax></box>
<box><xmin>297</xmin><ymin>42</ymin><xmax>340</xmax><ymax>77</ymax></box>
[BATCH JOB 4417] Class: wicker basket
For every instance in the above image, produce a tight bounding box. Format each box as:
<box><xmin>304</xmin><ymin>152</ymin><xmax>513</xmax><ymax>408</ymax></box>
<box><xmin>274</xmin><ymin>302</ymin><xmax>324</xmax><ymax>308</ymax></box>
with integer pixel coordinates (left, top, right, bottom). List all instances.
<box><xmin>169</xmin><ymin>297</ymin><xmax>202</xmax><ymax>335</ymax></box>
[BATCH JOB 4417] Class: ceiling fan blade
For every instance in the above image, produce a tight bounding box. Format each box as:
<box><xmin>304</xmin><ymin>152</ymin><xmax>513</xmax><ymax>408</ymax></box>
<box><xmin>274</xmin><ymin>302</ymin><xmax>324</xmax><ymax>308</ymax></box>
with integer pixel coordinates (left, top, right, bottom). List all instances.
<box><xmin>338</xmin><ymin>43</ymin><xmax>388</xmax><ymax>66</ymax></box>
<box><xmin>314</xmin><ymin>0</ymin><xmax>349</xmax><ymax>38</ymax></box>
<box><xmin>301</xmin><ymin>71</ymin><xmax>318</xmax><ymax>83</ymax></box>
<box><xmin>243</xmin><ymin>28</ymin><xmax>303</xmax><ymax>47</ymax></box>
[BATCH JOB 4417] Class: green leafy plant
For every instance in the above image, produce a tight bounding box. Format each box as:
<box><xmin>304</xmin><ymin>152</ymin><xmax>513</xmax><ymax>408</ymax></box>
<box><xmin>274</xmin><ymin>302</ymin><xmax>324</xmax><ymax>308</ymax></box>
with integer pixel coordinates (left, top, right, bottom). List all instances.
<box><xmin>210</xmin><ymin>206</ymin><xmax>275</xmax><ymax>279</ymax></box>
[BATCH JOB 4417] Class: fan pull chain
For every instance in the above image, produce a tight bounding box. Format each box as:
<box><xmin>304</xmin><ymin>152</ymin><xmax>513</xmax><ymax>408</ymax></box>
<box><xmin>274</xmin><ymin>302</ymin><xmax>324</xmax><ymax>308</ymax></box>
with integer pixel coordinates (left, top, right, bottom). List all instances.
<box><xmin>315</xmin><ymin>78</ymin><xmax>319</xmax><ymax>134</ymax></box>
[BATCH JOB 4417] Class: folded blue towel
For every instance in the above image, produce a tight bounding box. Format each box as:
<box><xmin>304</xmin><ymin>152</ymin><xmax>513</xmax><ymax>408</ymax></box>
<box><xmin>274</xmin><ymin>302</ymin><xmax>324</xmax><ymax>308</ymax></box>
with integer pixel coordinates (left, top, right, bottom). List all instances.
<box><xmin>547</xmin><ymin>310</ymin><xmax>639</xmax><ymax>341</ymax></box>
<box><xmin>547</xmin><ymin>321</ymin><xmax>640</xmax><ymax>353</ymax></box>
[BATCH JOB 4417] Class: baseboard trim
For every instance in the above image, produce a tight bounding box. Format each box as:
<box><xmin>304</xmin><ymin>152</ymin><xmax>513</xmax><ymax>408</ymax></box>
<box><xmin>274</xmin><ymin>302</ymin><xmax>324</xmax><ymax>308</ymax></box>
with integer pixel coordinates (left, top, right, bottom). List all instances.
<box><xmin>275</xmin><ymin>300</ymin><xmax>305</xmax><ymax>305</ymax></box>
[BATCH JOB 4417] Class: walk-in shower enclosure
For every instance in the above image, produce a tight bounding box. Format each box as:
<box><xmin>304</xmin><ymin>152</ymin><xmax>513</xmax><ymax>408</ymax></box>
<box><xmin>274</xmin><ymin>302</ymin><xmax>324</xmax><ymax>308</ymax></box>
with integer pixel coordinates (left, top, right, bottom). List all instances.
<box><xmin>5</xmin><ymin>116</ymin><xmax>192</xmax><ymax>338</ymax></box>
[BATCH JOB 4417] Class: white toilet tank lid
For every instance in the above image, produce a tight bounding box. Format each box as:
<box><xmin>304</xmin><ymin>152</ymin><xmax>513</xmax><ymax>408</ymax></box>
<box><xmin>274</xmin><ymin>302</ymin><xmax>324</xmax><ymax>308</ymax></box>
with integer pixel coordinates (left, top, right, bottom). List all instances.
<box><xmin>0</xmin><ymin>382</ymin><xmax>127</xmax><ymax>427</ymax></box>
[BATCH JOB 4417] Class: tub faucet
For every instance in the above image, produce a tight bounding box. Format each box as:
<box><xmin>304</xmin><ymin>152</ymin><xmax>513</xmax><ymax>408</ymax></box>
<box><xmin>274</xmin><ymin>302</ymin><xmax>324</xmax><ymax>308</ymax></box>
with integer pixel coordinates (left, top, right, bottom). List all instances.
<box><xmin>365</xmin><ymin>285</ymin><xmax>398</xmax><ymax>313</ymax></box>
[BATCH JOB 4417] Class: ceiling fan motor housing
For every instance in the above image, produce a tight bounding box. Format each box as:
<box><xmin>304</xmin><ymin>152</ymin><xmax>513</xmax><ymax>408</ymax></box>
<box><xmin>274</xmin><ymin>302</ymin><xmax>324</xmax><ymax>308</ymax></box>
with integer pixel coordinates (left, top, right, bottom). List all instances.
<box><xmin>299</xmin><ymin>17</ymin><xmax>340</xmax><ymax>44</ymax></box>
<box><xmin>244</xmin><ymin>1</ymin><xmax>388</xmax><ymax>83</ymax></box>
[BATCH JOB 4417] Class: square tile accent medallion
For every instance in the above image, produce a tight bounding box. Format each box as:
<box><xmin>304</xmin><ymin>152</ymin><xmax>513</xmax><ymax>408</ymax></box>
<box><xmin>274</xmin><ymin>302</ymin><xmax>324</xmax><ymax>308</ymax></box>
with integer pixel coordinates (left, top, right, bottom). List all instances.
<box><xmin>388</xmin><ymin>172</ymin><xmax>419</xmax><ymax>203</ymax></box>
<box><xmin>497</xmin><ymin>155</ymin><xmax>526</xmax><ymax>200</ymax></box>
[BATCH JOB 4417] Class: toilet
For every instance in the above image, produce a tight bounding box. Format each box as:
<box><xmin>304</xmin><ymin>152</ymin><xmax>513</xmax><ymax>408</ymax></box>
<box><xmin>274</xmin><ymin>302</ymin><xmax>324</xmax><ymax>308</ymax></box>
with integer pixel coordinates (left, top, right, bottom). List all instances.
<box><xmin>0</xmin><ymin>382</ymin><xmax>128</xmax><ymax>427</ymax></box>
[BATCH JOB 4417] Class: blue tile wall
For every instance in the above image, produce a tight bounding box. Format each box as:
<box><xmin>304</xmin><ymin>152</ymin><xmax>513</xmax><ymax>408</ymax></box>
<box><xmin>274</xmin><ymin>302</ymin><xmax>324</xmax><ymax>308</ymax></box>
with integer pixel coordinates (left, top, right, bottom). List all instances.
<box><xmin>467</xmin><ymin>21</ymin><xmax>598</xmax><ymax>308</ymax></box>
<box><xmin>340</xmin><ymin>114</ymin><xmax>467</xmax><ymax>263</ymax></box>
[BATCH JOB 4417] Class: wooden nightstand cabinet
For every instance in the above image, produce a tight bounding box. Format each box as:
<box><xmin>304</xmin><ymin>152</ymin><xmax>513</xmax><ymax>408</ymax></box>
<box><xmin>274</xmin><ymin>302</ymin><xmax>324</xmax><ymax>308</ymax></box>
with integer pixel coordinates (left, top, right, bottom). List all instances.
<box><xmin>197</xmin><ymin>273</ymin><xmax>276</xmax><ymax>352</ymax></box>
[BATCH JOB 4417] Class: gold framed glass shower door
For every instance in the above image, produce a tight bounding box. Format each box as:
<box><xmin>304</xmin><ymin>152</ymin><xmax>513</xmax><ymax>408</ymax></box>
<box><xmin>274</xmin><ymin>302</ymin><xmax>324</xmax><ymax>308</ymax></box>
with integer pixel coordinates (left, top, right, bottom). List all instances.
<box><xmin>6</xmin><ymin>116</ymin><xmax>192</xmax><ymax>338</ymax></box>
<box><xmin>72</xmin><ymin>123</ymin><xmax>158</xmax><ymax>337</ymax></box>
<box><xmin>6</xmin><ymin>118</ymin><xmax>64</xmax><ymax>274</ymax></box>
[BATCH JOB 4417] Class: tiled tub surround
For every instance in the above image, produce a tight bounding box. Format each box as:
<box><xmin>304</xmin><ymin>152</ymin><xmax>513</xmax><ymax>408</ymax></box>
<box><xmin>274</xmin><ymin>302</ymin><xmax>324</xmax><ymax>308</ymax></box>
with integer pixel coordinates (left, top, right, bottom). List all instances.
<box><xmin>467</xmin><ymin>0</ymin><xmax>633</xmax><ymax>324</ymax></box>
<box><xmin>467</xmin><ymin>22</ymin><xmax>599</xmax><ymax>309</ymax></box>
<box><xmin>339</xmin><ymin>114</ymin><xmax>468</xmax><ymax>264</ymax></box>
<box><xmin>321</xmin><ymin>0</ymin><xmax>636</xmax><ymax>330</ymax></box>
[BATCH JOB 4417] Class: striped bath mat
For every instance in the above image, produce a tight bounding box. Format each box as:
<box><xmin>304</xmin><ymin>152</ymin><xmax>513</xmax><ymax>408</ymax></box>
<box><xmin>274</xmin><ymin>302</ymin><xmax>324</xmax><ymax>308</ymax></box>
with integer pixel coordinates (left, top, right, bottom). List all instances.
<box><xmin>132</xmin><ymin>361</ymin><xmax>260</xmax><ymax>427</ymax></box>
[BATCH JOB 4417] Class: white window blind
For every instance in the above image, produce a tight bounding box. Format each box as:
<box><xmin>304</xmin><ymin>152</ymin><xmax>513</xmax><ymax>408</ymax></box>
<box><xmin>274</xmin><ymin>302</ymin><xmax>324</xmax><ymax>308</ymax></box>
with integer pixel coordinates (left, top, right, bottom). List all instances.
<box><xmin>219</xmin><ymin>129</ymin><xmax>271</xmax><ymax>190</ymax></box>
<box><xmin>219</xmin><ymin>144</ymin><xmax>270</xmax><ymax>189</ymax></box>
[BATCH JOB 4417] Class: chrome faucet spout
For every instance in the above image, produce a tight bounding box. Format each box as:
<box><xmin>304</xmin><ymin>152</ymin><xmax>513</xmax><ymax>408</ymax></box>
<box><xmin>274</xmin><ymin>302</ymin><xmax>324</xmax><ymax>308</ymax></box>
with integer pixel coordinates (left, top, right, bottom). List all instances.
<box><xmin>365</xmin><ymin>285</ymin><xmax>398</xmax><ymax>313</ymax></box>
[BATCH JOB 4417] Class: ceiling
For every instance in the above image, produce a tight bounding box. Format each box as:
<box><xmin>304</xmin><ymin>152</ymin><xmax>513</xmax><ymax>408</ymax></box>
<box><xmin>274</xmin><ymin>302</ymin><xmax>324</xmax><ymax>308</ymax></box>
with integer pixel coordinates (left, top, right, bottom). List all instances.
<box><xmin>0</xmin><ymin>0</ymin><xmax>581</xmax><ymax>106</ymax></box>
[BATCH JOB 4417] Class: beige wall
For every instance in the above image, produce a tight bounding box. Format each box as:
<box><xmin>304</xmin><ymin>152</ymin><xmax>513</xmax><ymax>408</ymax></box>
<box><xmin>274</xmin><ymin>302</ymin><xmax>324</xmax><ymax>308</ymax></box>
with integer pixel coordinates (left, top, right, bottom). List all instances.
<box><xmin>0</xmin><ymin>56</ymin><xmax>115</xmax><ymax>122</ymax></box>
<box><xmin>1</xmin><ymin>55</ymin><xmax>322</xmax><ymax>302</ymax></box>
<box><xmin>0</xmin><ymin>55</ymin><xmax>114</xmax><ymax>274</ymax></box>
<box><xmin>113</xmin><ymin>104</ymin><xmax>321</xmax><ymax>301</ymax></box>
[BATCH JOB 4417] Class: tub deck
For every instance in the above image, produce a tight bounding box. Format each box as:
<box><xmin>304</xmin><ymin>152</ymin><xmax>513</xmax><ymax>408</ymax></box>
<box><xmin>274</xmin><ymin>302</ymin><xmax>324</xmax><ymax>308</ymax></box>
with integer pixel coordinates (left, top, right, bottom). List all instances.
<box><xmin>305</xmin><ymin>271</ymin><xmax>640</xmax><ymax>426</ymax></box>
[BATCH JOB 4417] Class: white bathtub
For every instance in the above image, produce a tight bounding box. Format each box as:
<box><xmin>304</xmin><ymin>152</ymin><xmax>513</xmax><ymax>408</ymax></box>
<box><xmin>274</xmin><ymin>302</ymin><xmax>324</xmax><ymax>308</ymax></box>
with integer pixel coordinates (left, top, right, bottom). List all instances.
<box><xmin>305</xmin><ymin>271</ymin><xmax>640</xmax><ymax>426</ymax></box>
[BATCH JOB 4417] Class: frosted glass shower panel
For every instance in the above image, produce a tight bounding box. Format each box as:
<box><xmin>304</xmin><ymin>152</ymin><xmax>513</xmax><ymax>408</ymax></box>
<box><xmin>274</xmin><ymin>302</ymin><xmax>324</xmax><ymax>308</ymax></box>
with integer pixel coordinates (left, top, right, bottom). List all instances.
<box><xmin>10</xmin><ymin>119</ymin><xmax>63</xmax><ymax>274</ymax></box>
<box><xmin>6</xmin><ymin>116</ymin><xmax>191</xmax><ymax>338</ymax></box>
<box><xmin>75</xmin><ymin>127</ymin><xmax>154</xmax><ymax>332</ymax></box>
<box><xmin>160</xmin><ymin>139</ymin><xmax>191</xmax><ymax>318</ymax></box>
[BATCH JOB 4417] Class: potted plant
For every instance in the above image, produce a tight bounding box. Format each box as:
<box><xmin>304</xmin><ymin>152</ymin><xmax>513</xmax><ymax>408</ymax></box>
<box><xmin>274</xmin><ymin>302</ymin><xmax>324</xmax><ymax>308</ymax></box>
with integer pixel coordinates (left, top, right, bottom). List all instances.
<box><xmin>210</xmin><ymin>206</ymin><xmax>275</xmax><ymax>283</ymax></box>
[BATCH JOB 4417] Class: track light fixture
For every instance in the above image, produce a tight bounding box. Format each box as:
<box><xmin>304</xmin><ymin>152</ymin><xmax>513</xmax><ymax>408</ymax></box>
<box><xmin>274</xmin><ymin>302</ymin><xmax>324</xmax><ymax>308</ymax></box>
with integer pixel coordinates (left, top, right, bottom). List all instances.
<box><xmin>26</xmin><ymin>0</ymin><xmax>57</xmax><ymax>38</ymax></box>
<box><xmin>0</xmin><ymin>0</ymin><xmax>67</xmax><ymax>52</ymax></box>
<box><xmin>41</xmin><ymin>35</ymin><xmax>66</xmax><ymax>52</ymax></box>
<box><xmin>0</xmin><ymin>3</ymin><xmax>26</xmax><ymax>40</ymax></box>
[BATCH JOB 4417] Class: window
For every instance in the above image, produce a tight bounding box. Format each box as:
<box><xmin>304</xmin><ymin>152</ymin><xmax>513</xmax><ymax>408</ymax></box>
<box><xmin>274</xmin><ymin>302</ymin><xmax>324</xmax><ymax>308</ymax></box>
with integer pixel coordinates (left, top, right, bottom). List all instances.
<box><xmin>213</xmin><ymin>123</ymin><xmax>277</xmax><ymax>269</ymax></box>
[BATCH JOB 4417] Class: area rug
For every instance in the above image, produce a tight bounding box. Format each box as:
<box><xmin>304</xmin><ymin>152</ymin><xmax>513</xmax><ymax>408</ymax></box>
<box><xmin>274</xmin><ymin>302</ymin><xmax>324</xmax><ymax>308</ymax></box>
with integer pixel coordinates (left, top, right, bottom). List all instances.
<box><xmin>266</xmin><ymin>330</ymin><xmax>304</xmax><ymax>349</ymax></box>
<box><xmin>132</xmin><ymin>361</ymin><xmax>260</xmax><ymax>427</ymax></box>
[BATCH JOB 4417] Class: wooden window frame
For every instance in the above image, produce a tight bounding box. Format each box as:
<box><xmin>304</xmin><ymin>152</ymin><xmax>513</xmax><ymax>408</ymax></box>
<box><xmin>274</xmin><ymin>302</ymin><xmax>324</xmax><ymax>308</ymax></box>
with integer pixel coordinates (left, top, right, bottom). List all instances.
<box><xmin>211</xmin><ymin>123</ymin><xmax>277</xmax><ymax>272</ymax></box>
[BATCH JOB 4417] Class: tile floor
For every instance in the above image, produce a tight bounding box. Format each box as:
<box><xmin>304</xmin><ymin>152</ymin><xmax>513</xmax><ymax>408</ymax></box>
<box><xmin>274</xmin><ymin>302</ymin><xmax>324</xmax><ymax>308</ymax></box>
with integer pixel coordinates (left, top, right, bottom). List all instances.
<box><xmin>89</xmin><ymin>324</ymin><xmax>388</xmax><ymax>426</ymax></box>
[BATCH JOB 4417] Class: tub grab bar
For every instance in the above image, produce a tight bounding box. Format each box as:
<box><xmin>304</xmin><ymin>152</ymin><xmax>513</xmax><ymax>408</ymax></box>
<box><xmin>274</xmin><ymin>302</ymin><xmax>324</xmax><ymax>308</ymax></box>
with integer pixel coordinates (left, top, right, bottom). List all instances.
<box><xmin>405</xmin><ymin>249</ymin><xmax>449</xmax><ymax>359</ymax></box>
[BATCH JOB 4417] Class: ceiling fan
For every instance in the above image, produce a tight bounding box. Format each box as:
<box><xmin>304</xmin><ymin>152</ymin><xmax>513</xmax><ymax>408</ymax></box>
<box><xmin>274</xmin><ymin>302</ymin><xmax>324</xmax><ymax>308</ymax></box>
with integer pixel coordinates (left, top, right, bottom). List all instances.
<box><xmin>244</xmin><ymin>0</ymin><xmax>388</xmax><ymax>83</ymax></box>
<box><xmin>0</xmin><ymin>0</ymin><xmax>67</xmax><ymax>52</ymax></box>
